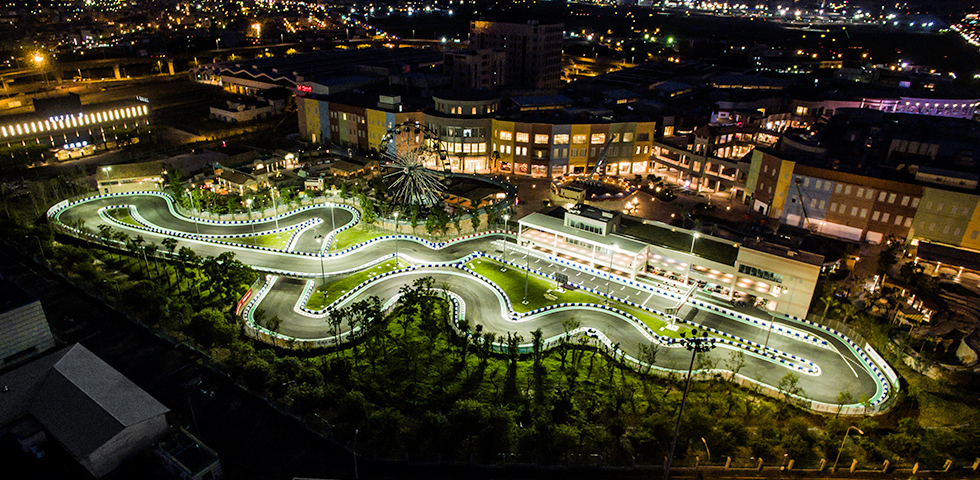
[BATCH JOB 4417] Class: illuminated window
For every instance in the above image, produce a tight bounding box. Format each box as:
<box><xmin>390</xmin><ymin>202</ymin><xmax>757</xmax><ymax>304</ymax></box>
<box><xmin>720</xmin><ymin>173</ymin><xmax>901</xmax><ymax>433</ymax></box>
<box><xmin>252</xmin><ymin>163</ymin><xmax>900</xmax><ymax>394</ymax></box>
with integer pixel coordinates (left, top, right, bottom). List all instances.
<box><xmin>572</xmin><ymin>134</ymin><xmax>587</xmax><ymax>144</ymax></box>
<box><xmin>516</xmin><ymin>132</ymin><xmax>529</xmax><ymax>143</ymax></box>
<box><xmin>1</xmin><ymin>126</ymin><xmax>6</xmax><ymax>137</ymax></box>
<box><xmin>534</xmin><ymin>134</ymin><xmax>549</xmax><ymax>144</ymax></box>
<box><xmin>553</xmin><ymin>134</ymin><xmax>569</xmax><ymax>144</ymax></box>
<box><xmin>591</xmin><ymin>133</ymin><xmax>606</xmax><ymax>144</ymax></box>
<box><xmin>499</xmin><ymin>130</ymin><xmax>512</xmax><ymax>140</ymax></box>
<box><xmin>623</xmin><ymin>132</ymin><xmax>634</xmax><ymax>142</ymax></box>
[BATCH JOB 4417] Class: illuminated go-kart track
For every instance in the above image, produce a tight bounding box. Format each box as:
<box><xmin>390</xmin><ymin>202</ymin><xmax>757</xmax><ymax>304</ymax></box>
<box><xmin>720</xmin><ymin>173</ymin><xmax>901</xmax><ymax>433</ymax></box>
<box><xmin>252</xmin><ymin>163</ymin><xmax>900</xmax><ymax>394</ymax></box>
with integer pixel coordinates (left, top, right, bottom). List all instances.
<box><xmin>48</xmin><ymin>191</ymin><xmax>898</xmax><ymax>413</ymax></box>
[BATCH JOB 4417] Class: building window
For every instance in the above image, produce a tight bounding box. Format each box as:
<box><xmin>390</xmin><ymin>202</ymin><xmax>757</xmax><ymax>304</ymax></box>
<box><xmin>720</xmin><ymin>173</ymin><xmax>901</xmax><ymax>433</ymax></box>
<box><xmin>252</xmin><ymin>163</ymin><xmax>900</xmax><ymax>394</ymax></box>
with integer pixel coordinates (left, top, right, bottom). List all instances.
<box><xmin>911</xmin><ymin>197</ymin><xmax>920</xmax><ymax>208</ymax></box>
<box><xmin>888</xmin><ymin>193</ymin><xmax>897</xmax><ymax>204</ymax></box>
<box><xmin>878</xmin><ymin>191</ymin><xmax>887</xmax><ymax>202</ymax></box>
<box><xmin>830</xmin><ymin>202</ymin><xmax>838</xmax><ymax>213</ymax></box>
<box><xmin>835</xmin><ymin>184</ymin><xmax>843</xmax><ymax>194</ymax></box>
<box><xmin>516</xmin><ymin>132</ymin><xmax>529</xmax><ymax>143</ymax></box>
<box><xmin>856</xmin><ymin>187</ymin><xmax>863</xmax><ymax>197</ymax></box>
<box><xmin>623</xmin><ymin>132</ymin><xmax>634</xmax><ymax>142</ymax></box>
<box><xmin>738</xmin><ymin>264</ymin><xmax>783</xmax><ymax>284</ymax></box>
<box><xmin>534</xmin><ymin>134</ymin><xmax>549</xmax><ymax>144</ymax></box>
<box><xmin>894</xmin><ymin>215</ymin><xmax>903</xmax><ymax>225</ymax></box>
<box><xmin>499</xmin><ymin>131</ymin><xmax>513</xmax><ymax>140</ymax></box>
<box><xmin>851</xmin><ymin>206</ymin><xmax>858</xmax><ymax>216</ymax></box>
<box><xmin>572</xmin><ymin>134</ymin><xmax>587</xmax><ymax>144</ymax></box>
<box><xmin>881</xmin><ymin>213</ymin><xmax>890</xmax><ymax>223</ymax></box>
<box><xmin>591</xmin><ymin>133</ymin><xmax>606</xmax><ymax>144</ymax></box>
<box><xmin>803</xmin><ymin>178</ymin><xmax>811</xmax><ymax>188</ymax></box>
<box><xmin>872</xmin><ymin>211</ymin><xmax>880</xmax><ymax>221</ymax></box>
<box><xmin>901</xmin><ymin>195</ymin><xmax>910</xmax><ymax>206</ymax></box>
<box><xmin>844</xmin><ymin>185</ymin><xmax>852</xmax><ymax>195</ymax></box>
<box><xmin>554</xmin><ymin>134</ymin><xmax>569</xmax><ymax>144</ymax></box>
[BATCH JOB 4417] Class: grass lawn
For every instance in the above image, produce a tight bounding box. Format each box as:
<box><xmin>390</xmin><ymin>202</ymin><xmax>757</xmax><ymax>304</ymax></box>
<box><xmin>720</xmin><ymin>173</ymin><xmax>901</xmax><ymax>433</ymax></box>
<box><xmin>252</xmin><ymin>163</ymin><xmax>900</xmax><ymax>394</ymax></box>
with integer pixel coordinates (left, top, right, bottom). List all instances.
<box><xmin>218</xmin><ymin>230</ymin><xmax>295</xmax><ymax>249</ymax></box>
<box><xmin>333</xmin><ymin>224</ymin><xmax>387</xmax><ymax>250</ymax></box>
<box><xmin>306</xmin><ymin>259</ymin><xmax>401</xmax><ymax>310</ymax></box>
<box><xmin>468</xmin><ymin>258</ymin><xmax>686</xmax><ymax>338</ymax></box>
<box><xmin>106</xmin><ymin>208</ymin><xmax>140</xmax><ymax>226</ymax></box>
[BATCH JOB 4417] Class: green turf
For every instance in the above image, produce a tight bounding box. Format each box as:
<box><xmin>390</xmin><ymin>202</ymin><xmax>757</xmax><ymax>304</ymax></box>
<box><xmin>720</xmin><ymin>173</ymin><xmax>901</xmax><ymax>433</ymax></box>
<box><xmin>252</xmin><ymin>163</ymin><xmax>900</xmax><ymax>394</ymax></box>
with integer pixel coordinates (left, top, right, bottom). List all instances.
<box><xmin>467</xmin><ymin>258</ymin><xmax>687</xmax><ymax>338</ymax></box>
<box><xmin>306</xmin><ymin>259</ymin><xmax>401</xmax><ymax>309</ymax></box>
<box><xmin>106</xmin><ymin>208</ymin><xmax>140</xmax><ymax>226</ymax></box>
<box><xmin>218</xmin><ymin>230</ymin><xmax>295</xmax><ymax>249</ymax></box>
<box><xmin>332</xmin><ymin>224</ymin><xmax>387</xmax><ymax>250</ymax></box>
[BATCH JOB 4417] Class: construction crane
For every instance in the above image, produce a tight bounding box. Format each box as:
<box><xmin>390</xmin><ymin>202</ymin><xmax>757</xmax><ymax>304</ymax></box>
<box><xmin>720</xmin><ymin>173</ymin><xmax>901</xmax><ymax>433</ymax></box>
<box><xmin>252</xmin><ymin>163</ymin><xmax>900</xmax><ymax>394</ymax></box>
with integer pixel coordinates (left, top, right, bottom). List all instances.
<box><xmin>794</xmin><ymin>177</ymin><xmax>814</xmax><ymax>230</ymax></box>
<box><xmin>585</xmin><ymin>136</ymin><xmax>616</xmax><ymax>184</ymax></box>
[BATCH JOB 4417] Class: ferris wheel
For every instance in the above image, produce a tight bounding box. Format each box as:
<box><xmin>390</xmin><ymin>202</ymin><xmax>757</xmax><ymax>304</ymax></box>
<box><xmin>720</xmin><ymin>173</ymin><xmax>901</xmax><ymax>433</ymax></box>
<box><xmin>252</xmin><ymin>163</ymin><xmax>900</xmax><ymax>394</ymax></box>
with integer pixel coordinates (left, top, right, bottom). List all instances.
<box><xmin>378</xmin><ymin>121</ymin><xmax>450</xmax><ymax>207</ymax></box>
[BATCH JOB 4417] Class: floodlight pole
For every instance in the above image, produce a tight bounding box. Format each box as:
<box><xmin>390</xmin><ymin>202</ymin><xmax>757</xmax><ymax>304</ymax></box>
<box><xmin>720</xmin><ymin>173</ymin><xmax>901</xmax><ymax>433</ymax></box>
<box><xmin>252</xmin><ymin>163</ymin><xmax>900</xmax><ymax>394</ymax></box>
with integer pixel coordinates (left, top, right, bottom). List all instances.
<box><xmin>315</xmin><ymin>235</ymin><xmax>326</xmax><ymax>287</ymax></box>
<box><xmin>522</xmin><ymin>249</ymin><xmax>530</xmax><ymax>305</ymax></box>
<box><xmin>664</xmin><ymin>331</ymin><xmax>715</xmax><ymax>480</ymax></box>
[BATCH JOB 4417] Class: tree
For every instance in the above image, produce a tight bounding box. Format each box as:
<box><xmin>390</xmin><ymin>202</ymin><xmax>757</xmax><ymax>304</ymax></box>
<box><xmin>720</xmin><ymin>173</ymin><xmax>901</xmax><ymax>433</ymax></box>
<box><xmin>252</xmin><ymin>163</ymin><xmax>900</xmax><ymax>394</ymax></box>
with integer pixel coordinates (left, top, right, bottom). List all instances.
<box><xmin>835</xmin><ymin>391</ymin><xmax>853</xmax><ymax>418</ymax></box>
<box><xmin>185</xmin><ymin>308</ymin><xmax>238</xmax><ymax>349</ymax></box>
<box><xmin>877</xmin><ymin>239</ymin><xmax>901</xmax><ymax>275</ymax></box>
<box><xmin>777</xmin><ymin>372</ymin><xmax>806</xmax><ymax>406</ymax></box>
<box><xmin>470</xmin><ymin>212</ymin><xmax>481</xmax><ymax>232</ymax></box>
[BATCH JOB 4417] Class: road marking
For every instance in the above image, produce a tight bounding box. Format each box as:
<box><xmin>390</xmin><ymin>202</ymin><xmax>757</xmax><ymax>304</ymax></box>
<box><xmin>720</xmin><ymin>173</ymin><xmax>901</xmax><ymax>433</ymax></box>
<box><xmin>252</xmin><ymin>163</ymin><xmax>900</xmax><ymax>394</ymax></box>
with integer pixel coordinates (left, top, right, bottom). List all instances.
<box><xmin>642</xmin><ymin>292</ymin><xmax>655</xmax><ymax>306</ymax></box>
<box><xmin>828</xmin><ymin>340</ymin><xmax>859</xmax><ymax>378</ymax></box>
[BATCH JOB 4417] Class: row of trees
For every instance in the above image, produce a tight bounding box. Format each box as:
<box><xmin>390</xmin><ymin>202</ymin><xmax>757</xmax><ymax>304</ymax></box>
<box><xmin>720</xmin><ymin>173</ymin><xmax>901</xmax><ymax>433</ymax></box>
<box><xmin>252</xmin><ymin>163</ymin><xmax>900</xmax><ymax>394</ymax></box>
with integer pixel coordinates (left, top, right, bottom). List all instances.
<box><xmin>186</xmin><ymin>274</ymin><xmax>979</xmax><ymax>469</ymax></box>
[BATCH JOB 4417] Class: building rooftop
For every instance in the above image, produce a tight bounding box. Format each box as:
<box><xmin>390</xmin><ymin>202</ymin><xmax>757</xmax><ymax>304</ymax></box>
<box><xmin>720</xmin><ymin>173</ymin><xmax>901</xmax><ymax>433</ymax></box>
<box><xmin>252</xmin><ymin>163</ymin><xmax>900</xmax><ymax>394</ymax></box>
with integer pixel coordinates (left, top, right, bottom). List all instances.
<box><xmin>739</xmin><ymin>238</ymin><xmax>825</xmax><ymax>266</ymax></box>
<box><xmin>618</xmin><ymin>218</ymin><xmax>741</xmax><ymax>266</ymax></box>
<box><xmin>0</xmin><ymin>344</ymin><xmax>169</xmax><ymax>462</ymax></box>
<box><xmin>0</xmin><ymin>277</ymin><xmax>38</xmax><ymax>312</ymax></box>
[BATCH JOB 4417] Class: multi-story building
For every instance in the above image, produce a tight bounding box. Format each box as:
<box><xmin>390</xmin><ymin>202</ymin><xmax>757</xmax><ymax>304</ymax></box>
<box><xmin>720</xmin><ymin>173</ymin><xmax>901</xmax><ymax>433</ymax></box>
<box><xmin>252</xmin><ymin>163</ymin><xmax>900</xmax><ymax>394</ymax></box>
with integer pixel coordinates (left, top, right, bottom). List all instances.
<box><xmin>443</xmin><ymin>49</ymin><xmax>507</xmax><ymax>90</ymax></box>
<box><xmin>517</xmin><ymin>203</ymin><xmax>823</xmax><ymax>318</ymax></box>
<box><xmin>0</xmin><ymin>94</ymin><xmax>151</xmax><ymax>160</ymax></box>
<box><xmin>491</xmin><ymin>118</ymin><xmax>656</xmax><ymax>177</ymax></box>
<box><xmin>469</xmin><ymin>20</ymin><xmax>564</xmax><ymax>90</ymax></box>
<box><xmin>297</xmin><ymin>89</ymin><xmax>656</xmax><ymax>179</ymax></box>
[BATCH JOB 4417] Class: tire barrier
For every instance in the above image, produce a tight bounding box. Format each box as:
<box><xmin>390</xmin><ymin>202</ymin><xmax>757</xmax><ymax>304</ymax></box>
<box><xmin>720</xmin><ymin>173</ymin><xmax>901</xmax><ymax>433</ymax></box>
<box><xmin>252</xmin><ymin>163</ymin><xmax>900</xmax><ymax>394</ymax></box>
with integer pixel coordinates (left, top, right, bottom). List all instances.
<box><xmin>50</xmin><ymin>191</ymin><xmax>893</xmax><ymax>413</ymax></box>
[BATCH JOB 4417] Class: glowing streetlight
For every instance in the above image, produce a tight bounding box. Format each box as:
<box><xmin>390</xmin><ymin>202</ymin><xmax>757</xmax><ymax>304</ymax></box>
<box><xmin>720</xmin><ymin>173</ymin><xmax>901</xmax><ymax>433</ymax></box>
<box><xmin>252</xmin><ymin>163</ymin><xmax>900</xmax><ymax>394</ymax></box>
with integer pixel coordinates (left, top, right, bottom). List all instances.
<box><xmin>832</xmin><ymin>426</ymin><xmax>864</xmax><ymax>472</ymax></box>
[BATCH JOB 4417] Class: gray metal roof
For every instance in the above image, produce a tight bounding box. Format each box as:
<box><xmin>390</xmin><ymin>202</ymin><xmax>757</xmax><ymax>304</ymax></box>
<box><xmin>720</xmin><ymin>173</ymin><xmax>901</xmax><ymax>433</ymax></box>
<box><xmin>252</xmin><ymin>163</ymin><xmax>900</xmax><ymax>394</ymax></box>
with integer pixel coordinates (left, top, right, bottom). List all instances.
<box><xmin>0</xmin><ymin>344</ymin><xmax>170</xmax><ymax>461</ymax></box>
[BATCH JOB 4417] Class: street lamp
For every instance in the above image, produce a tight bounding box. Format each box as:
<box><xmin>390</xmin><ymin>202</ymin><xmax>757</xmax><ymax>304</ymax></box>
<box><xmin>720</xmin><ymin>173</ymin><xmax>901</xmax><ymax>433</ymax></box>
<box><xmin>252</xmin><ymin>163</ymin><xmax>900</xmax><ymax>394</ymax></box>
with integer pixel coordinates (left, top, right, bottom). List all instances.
<box><xmin>185</xmin><ymin>189</ymin><xmax>201</xmax><ymax>236</ymax></box>
<box><xmin>245</xmin><ymin>198</ymin><xmax>256</xmax><ymax>245</ymax></box>
<box><xmin>605</xmin><ymin>243</ymin><xmax>618</xmax><ymax>304</ymax></box>
<box><xmin>701</xmin><ymin>437</ymin><xmax>711</xmax><ymax>462</ymax></box>
<box><xmin>26</xmin><ymin>235</ymin><xmax>46</xmax><ymax>265</ymax></box>
<box><xmin>686</xmin><ymin>232</ymin><xmax>700</xmax><ymax>285</ymax></box>
<box><xmin>270</xmin><ymin>186</ymin><xmax>280</xmax><ymax>230</ymax></box>
<box><xmin>353</xmin><ymin>429</ymin><xmax>360</xmax><ymax>480</ymax></box>
<box><xmin>101</xmin><ymin>166</ymin><xmax>112</xmax><ymax>192</ymax></box>
<box><xmin>664</xmin><ymin>329</ymin><xmax>716</xmax><ymax>480</ymax></box>
<box><xmin>501</xmin><ymin>214</ymin><xmax>510</xmax><ymax>272</ymax></box>
<box><xmin>393</xmin><ymin>211</ymin><xmax>399</xmax><ymax>265</ymax></box>
<box><xmin>314</xmin><ymin>235</ymin><xmax>326</xmax><ymax>287</ymax></box>
<box><xmin>832</xmin><ymin>426</ymin><xmax>864</xmax><ymax>472</ymax></box>
<box><xmin>522</xmin><ymin>249</ymin><xmax>530</xmax><ymax>305</ymax></box>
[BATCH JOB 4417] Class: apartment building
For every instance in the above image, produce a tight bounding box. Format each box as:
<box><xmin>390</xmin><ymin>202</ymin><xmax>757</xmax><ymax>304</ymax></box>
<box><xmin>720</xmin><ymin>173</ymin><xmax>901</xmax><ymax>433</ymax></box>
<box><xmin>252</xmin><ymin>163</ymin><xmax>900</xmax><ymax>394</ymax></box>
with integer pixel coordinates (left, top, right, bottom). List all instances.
<box><xmin>469</xmin><ymin>20</ymin><xmax>564</xmax><ymax>89</ymax></box>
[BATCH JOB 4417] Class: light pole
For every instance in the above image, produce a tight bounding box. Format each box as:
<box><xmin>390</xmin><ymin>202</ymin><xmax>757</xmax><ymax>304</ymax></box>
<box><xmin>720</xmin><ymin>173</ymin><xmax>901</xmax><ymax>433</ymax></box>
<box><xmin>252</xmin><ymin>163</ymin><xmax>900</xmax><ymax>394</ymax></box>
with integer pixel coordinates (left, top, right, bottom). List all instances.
<box><xmin>832</xmin><ymin>426</ymin><xmax>864</xmax><ymax>472</ymax></box>
<box><xmin>101</xmin><ymin>166</ymin><xmax>112</xmax><ymax>193</ymax></box>
<box><xmin>605</xmin><ymin>243</ymin><xmax>618</xmax><ymax>304</ymax></box>
<box><xmin>353</xmin><ymin>429</ymin><xmax>359</xmax><ymax>480</ymax></box>
<box><xmin>686</xmin><ymin>232</ymin><xmax>700</xmax><ymax>285</ymax></box>
<box><xmin>663</xmin><ymin>329</ymin><xmax>716</xmax><ymax>480</ymax></box>
<box><xmin>270</xmin><ymin>186</ymin><xmax>280</xmax><ymax>230</ymax></box>
<box><xmin>185</xmin><ymin>189</ymin><xmax>201</xmax><ymax>236</ymax></box>
<box><xmin>245</xmin><ymin>198</ymin><xmax>256</xmax><ymax>245</ymax></box>
<box><xmin>522</xmin><ymin>249</ymin><xmax>530</xmax><ymax>305</ymax></box>
<box><xmin>393</xmin><ymin>211</ymin><xmax>399</xmax><ymax>265</ymax></box>
<box><xmin>26</xmin><ymin>235</ymin><xmax>46</xmax><ymax>265</ymax></box>
<box><xmin>314</xmin><ymin>235</ymin><xmax>326</xmax><ymax>287</ymax></box>
<box><xmin>501</xmin><ymin>214</ymin><xmax>510</xmax><ymax>272</ymax></box>
<box><xmin>701</xmin><ymin>437</ymin><xmax>710</xmax><ymax>462</ymax></box>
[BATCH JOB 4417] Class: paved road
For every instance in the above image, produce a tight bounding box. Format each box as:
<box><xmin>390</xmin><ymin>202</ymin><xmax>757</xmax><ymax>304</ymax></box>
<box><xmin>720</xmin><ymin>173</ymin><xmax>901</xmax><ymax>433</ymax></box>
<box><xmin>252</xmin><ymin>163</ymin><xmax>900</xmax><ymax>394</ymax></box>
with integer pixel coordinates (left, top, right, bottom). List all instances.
<box><xmin>51</xmin><ymin>192</ymin><xmax>889</xmax><ymax>406</ymax></box>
